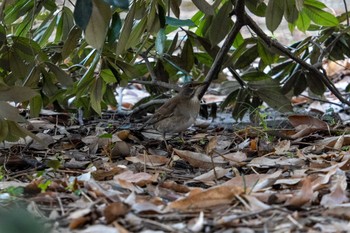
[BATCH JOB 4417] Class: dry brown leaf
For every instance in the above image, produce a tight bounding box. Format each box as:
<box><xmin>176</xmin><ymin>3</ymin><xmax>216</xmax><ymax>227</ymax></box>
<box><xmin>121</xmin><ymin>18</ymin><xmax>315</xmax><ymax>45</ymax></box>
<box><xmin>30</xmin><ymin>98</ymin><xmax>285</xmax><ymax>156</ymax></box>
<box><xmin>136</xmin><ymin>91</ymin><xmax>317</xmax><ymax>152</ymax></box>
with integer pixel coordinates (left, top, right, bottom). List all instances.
<box><xmin>316</xmin><ymin>135</ymin><xmax>350</xmax><ymax>149</ymax></box>
<box><xmin>248</xmin><ymin>156</ymin><xmax>305</xmax><ymax>168</ymax></box>
<box><xmin>114</xmin><ymin>171</ymin><xmax>158</xmax><ymax>187</ymax></box>
<box><xmin>274</xmin><ymin>140</ymin><xmax>291</xmax><ymax>155</ymax></box>
<box><xmin>288</xmin><ymin>115</ymin><xmax>329</xmax><ymax>139</ymax></box>
<box><xmin>193</xmin><ymin>167</ymin><xmax>231</xmax><ymax>184</ymax></box>
<box><xmin>222</xmin><ymin>170</ymin><xmax>282</xmax><ymax>192</ymax></box>
<box><xmin>115</xmin><ymin>130</ymin><xmax>130</xmax><ymax>141</ymax></box>
<box><xmin>243</xmin><ymin>195</ymin><xmax>271</xmax><ymax>211</ymax></box>
<box><xmin>126</xmin><ymin>154</ymin><xmax>169</xmax><ymax>166</ymax></box>
<box><xmin>320</xmin><ymin>172</ymin><xmax>349</xmax><ymax>207</ymax></box>
<box><xmin>104</xmin><ymin>202</ymin><xmax>130</xmax><ymax>224</ymax></box>
<box><xmin>166</xmin><ymin>185</ymin><xmax>244</xmax><ymax>211</ymax></box>
<box><xmin>111</xmin><ymin>141</ymin><xmax>130</xmax><ymax>158</ymax></box>
<box><xmin>159</xmin><ymin>181</ymin><xmax>191</xmax><ymax>193</ymax></box>
<box><xmin>288</xmin><ymin>115</ymin><xmax>328</xmax><ymax>129</ymax></box>
<box><xmin>206</xmin><ymin>135</ymin><xmax>217</xmax><ymax>154</ymax></box>
<box><xmin>173</xmin><ymin>149</ymin><xmax>227</xmax><ymax>169</ymax></box>
<box><xmin>333</xmin><ymin>134</ymin><xmax>345</xmax><ymax>150</ymax></box>
<box><xmin>285</xmin><ymin>177</ymin><xmax>313</xmax><ymax>208</ymax></box>
<box><xmin>221</xmin><ymin>151</ymin><xmax>247</xmax><ymax>165</ymax></box>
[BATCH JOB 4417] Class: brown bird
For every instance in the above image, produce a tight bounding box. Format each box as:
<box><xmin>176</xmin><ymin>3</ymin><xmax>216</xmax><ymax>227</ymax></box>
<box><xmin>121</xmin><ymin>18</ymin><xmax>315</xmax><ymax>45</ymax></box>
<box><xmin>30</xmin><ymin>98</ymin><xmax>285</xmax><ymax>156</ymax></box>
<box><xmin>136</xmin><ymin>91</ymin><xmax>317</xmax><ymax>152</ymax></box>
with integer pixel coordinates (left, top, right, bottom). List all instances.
<box><xmin>143</xmin><ymin>82</ymin><xmax>206</xmax><ymax>149</ymax></box>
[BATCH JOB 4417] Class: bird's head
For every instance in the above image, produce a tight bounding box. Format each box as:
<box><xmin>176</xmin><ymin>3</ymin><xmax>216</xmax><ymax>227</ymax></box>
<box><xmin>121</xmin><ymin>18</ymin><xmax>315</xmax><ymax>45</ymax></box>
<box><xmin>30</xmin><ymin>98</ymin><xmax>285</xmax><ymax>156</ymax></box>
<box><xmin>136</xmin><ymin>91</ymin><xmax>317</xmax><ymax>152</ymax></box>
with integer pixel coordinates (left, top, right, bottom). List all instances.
<box><xmin>179</xmin><ymin>82</ymin><xmax>207</xmax><ymax>99</ymax></box>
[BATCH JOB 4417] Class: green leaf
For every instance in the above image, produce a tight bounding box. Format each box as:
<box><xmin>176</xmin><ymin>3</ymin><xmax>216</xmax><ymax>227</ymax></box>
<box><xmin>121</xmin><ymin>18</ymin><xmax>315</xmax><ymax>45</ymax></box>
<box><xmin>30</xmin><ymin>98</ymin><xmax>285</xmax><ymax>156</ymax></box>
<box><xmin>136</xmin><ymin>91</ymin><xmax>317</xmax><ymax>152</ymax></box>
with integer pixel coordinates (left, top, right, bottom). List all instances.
<box><xmin>30</xmin><ymin>95</ymin><xmax>42</xmax><ymax>117</ymax></box>
<box><xmin>245</xmin><ymin>0</ymin><xmax>267</xmax><ymax>17</ymax></box>
<box><xmin>0</xmin><ymin>102</ymin><xmax>25</xmax><ymax>122</ymax></box>
<box><xmin>104</xmin><ymin>0</ymin><xmax>129</xmax><ymax>9</ymax></box>
<box><xmin>62</xmin><ymin>26</ymin><xmax>82</xmax><ymax>59</ymax></box>
<box><xmin>303</xmin><ymin>0</ymin><xmax>327</xmax><ymax>9</ymax></box>
<box><xmin>156</xmin><ymin>28</ymin><xmax>166</xmax><ymax>56</ymax></box>
<box><xmin>191</xmin><ymin>0</ymin><xmax>215</xmax><ymax>16</ymax></box>
<box><xmin>266</xmin><ymin>0</ymin><xmax>284</xmax><ymax>32</ymax></box>
<box><xmin>108</xmin><ymin>13</ymin><xmax>122</xmax><ymax>43</ymax></box>
<box><xmin>116</xmin><ymin>3</ymin><xmax>136</xmax><ymax>56</ymax></box>
<box><xmin>85</xmin><ymin>0</ymin><xmax>112</xmax><ymax>49</ymax></box>
<box><xmin>234</xmin><ymin>45</ymin><xmax>258</xmax><ymax>69</ymax></box>
<box><xmin>74</xmin><ymin>0</ymin><xmax>93</xmax><ymax>30</ymax></box>
<box><xmin>0</xmin><ymin>119</ymin><xmax>9</xmax><ymax>142</ymax></box>
<box><xmin>115</xmin><ymin>59</ymin><xmax>141</xmax><ymax>78</ymax></box>
<box><xmin>181</xmin><ymin>39</ymin><xmax>194</xmax><ymax>72</ymax></box>
<box><xmin>284</xmin><ymin>0</ymin><xmax>299</xmax><ymax>23</ymax></box>
<box><xmin>126</xmin><ymin>16</ymin><xmax>147</xmax><ymax>49</ymax></box>
<box><xmin>246</xmin><ymin>73</ymin><xmax>292</xmax><ymax>112</ymax></box>
<box><xmin>303</xmin><ymin>5</ymin><xmax>339</xmax><ymax>26</ymax></box>
<box><xmin>100</xmin><ymin>69</ymin><xmax>117</xmax><ymax>84</ymax></box>
<box><xmin>233</xmin><ymin>32</ymin><xmax>244</xmax><ymax>48</ymax></box>
<box><xmin>90</xmin><ymin>77</ymin><xmax>105</xmax><ymax>115</ymax></box>
<box><xmin>0</xmin><ymin>85</ymin><xmax>38</xmax><ymax>102</ymax></box>
<box><xmin>170</xmin><ymin>0</ymin><xmax>181</xmax><ymax>18</ymax></box>
<box><xmin>36</xmin><ymin>14</ymin><xmax>57</xmax><ymax>47</ymax></box>
<box><xmin>257</xmin><ymin>40</ymin><xmax>276</xmax><ymax>66</ymax></box>
<box><xmin>232</xmin><ymin>89</ymin><xmax>251</xmax><ymax>120</ymax></box>
<box><xmin>23</xmin><ymin>66</ymin><xmax>41</xmax><ymax>88</ymax></box>
<box><xmin>296</xmin><ymin>10</ymin><xmax>311</xmax><ymax>32</ymax></box>
<box><xmin>306</xmin><ymin>71</ymin><xmax>326</xmax><ymax>95</ymax></box>
<box><xmin>166</xmin><ymin>17</ymin><xmax>196</xmax><ymax>27</ymax></box>
<box><xmin>45</xmin><ymin>62</ymin><xmax>73</xmax><ymax>87</ymax></box>
<box><xmin>56</xmin><ymin>7</ymin><xmax>75</xmax><ymax>42</ymax></box>
<box><xmin>208</xmin><ymin>2</ymin><xmax>233</xmax><ymax>46</ymax></box>
<box><xmin>0</xmin><ymin>24</ymin><xmax>6</xmax><ymax>46</ymax></box>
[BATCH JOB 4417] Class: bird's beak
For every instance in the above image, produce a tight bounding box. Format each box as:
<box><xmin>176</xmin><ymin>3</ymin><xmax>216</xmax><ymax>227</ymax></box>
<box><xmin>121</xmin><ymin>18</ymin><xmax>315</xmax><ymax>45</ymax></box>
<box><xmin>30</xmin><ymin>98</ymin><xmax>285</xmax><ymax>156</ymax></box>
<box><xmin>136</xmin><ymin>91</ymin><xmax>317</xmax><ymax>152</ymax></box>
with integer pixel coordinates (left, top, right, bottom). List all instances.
<box><xmin>193</xmin><ymin>81</ymin><xmax>208</xmax><ymax>96</ymax></box>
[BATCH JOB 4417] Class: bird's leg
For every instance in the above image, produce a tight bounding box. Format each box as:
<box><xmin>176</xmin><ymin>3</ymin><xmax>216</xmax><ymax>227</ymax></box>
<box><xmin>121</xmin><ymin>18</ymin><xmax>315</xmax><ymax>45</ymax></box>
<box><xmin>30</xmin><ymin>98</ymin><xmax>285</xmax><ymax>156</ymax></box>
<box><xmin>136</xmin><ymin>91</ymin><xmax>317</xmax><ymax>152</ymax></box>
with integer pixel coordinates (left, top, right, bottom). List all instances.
<box><xmin>179</xmin><ymin>132</ymin><xmax>185</xmax><ymax>143</ymax></box>
<box><xmin>162</xmin><ymin>132</ymin><xmax>171</xmax><ymax>151</ymax></box>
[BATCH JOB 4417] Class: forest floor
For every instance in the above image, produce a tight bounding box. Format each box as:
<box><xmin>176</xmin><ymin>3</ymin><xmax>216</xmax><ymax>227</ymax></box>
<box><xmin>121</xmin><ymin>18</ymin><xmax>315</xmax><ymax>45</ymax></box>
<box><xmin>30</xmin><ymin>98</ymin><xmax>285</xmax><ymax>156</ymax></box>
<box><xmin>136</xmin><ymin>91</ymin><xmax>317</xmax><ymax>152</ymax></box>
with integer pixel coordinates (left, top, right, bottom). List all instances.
<box><xmin>0</xmin><ymin>61</ymin><xmax>350</xmax><ymax>233</ymax></box>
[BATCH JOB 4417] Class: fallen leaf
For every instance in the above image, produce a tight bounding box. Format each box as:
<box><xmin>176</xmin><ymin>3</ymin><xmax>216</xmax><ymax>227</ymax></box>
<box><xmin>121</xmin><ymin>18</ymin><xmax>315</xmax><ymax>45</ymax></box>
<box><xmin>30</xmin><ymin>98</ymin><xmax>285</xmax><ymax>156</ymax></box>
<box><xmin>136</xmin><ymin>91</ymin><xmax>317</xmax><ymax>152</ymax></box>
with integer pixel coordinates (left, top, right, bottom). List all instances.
<box><xmin>104</xmin><ymin>202</ymin><xmax>130</xmax><ymax>224</ymax></box>
<box><xmin>174</xmin><ymin>149</ymin><xmax>227</xmax><ymax>169</ymax></box>
<box><xmin>166</xmin><ymin>185</ymin><xmax>243</xmax><ymax>211</ymax></box>
<box><xmin>285</xmin><ymin>177</ymin><xmax>313</xmax><ymax>208</ymax></box>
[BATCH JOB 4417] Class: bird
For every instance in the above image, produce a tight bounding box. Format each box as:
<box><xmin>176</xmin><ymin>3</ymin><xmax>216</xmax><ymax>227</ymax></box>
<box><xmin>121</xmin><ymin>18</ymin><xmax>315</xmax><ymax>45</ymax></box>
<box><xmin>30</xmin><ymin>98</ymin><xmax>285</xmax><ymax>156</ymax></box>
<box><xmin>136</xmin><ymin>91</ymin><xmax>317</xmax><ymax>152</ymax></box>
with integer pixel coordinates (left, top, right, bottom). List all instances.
<box><xmin>142</xmin><ymin>82</ymin><xmax>207</xmax><ymax>150</ymax></box>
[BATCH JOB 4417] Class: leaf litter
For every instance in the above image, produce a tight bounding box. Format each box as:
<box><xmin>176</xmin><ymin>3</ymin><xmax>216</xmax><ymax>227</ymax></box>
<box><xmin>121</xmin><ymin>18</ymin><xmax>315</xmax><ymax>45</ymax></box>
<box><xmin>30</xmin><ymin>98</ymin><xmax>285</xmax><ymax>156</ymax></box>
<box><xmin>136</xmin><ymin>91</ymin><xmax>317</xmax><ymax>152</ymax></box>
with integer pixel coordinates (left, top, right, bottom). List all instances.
<box><xmin>2</xmin><ymin>80</ymin><xmax>350</xmax><ymax>232</ymax></box>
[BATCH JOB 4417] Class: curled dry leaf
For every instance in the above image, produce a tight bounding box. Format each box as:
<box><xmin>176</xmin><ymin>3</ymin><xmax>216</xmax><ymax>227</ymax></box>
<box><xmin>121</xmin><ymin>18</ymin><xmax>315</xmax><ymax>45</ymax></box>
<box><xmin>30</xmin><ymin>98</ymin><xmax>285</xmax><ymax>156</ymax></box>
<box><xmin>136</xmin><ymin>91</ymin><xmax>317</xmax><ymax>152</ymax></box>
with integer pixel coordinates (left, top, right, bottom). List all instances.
<box><xmin>285</xmin><ymin>177</ymin><xmax>313</xmax><ymax>208</ymax></box>
<box><xmin>159</xmin><ymin>181</ymin><xmax>191</xmax><ymax>193</ymax></box>
<box><xmin>288</xmin><ymin>115</ymin><xmax>329</xmax><ymax>139</ymax></box>
<box><xmin>115</xmin><ymin>130</ymin><xmax>130</xmax><ymax>141</ymax></box>
<box><xmin>205</xmin><ymin>135</ymin><xmax>217</xmax><ymax>154</ymax></box>
<box><xmin>316</xmin><ymin>135</ymin><xmax>350</xmax><ymax>149</ymax></box>
<box><xmin>104</xmin><ymin>202</ymin><xmax>130</xmax><ymax>224</ymax></box>
<box><xmin>111</xmin><ymin>141</ymin><xmax>130</xmax><ymax>159</ymax></box>
<box><xmin>166</xmin><ymin>185</ymin><xmax>244</xmax><ymax>211</ymax></box>
<box><xmin>222</xmin><ymin>170</ymin><xmax>282</xmax><ymax>192</ymax></box>
<box><xmin>243</xmin><ymin>195</ymin><xmax>271</xmax><ymax>211</ymax></box>
<box><xmin>173</xmin><ymin>149</ymin><xmax>227</xmax><ymax>169</ymax></box>
<box><xmin>188</xmin><ymin>211</ymin><xmax>205</xmax><ymax>233</ymax></box>
<box><xmin>320</xmin><ymin>172</ymin><xmax>349</xmax><ymax>207</ymax></box>
<box><xmin>193</xmin><ymin>167</ymin><xmax>231</xmax><ymax>184</ymax></box>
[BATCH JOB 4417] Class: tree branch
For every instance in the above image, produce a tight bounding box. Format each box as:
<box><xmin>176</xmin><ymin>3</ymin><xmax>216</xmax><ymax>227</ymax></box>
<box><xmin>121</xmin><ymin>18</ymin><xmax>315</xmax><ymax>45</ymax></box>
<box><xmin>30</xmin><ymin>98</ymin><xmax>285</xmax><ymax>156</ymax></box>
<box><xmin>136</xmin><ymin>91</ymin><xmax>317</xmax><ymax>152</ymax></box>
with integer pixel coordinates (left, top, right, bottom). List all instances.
<box><xmin>244</xmin><ymin>13</ymin><xmax>350</xmax><ymax>106</ymax></box>
<box><xmin>198</xmin><ymin>0</ymin><xmax>246</xmax><ymax>99</ymax></box>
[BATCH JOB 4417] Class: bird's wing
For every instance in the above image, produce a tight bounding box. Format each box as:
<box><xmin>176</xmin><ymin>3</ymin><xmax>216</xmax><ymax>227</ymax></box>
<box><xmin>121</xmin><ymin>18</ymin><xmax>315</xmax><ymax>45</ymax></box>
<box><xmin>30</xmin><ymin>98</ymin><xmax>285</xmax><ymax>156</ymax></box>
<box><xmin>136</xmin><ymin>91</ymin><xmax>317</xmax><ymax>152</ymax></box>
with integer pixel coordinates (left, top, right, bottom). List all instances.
<box><xmin>145</xmin><ymin>96</ymin><xmax>179</xmax><ymax>125</ymax></box>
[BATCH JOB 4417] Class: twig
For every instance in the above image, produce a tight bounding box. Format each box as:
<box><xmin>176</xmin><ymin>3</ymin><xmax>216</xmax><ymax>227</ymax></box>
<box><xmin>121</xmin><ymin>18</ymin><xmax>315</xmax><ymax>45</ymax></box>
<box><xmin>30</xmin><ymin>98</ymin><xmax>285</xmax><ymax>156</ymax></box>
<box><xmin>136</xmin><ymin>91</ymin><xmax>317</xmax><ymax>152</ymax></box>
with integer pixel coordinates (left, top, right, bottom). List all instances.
<box><xmin>343</xmin><ymin>0</ymin><xmax>349</xmax><ymax>26</ymax></box>
<box><xmin>299</xmin><ymin>94</ymin><xmax>344</xmax><ymax>107</ymax></box>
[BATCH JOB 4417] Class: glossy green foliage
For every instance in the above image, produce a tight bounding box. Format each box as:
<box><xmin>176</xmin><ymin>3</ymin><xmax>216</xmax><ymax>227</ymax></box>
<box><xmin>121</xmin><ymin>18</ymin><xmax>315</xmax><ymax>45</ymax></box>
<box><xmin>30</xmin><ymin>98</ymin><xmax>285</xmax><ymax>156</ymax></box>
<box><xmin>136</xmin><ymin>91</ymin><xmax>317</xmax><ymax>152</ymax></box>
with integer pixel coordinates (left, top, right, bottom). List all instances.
<box><xmin>0</xmin><ymin>0</ymin><xmax>348</xmax><ymax>140</ymax></box>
